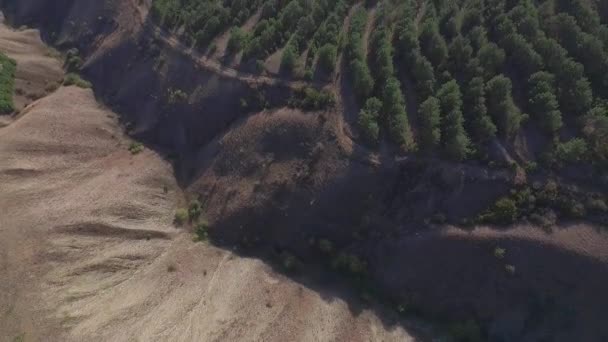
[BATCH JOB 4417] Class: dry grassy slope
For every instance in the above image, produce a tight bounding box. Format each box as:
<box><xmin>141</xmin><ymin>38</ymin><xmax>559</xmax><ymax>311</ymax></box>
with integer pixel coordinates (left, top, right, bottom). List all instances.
<box><xmin>0</xmin><ymin>21</ymin><xmax>421</xmax><ymax>342</ymax></box>
<box><xmin>0</xmin><ymin>87</ymin><xmax>420</xmax><ymax>342</ymax></box>
<box><xmin>0</xmin><ymin>15</ymin><xmax>63</xmax><ymax>118</ymax></box>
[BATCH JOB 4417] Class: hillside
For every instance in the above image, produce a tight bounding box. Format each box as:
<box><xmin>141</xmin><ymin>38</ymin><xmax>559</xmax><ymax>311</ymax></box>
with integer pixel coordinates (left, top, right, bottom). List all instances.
<box><xmin>1</xmin><ymin>0</ymin><xmax>608</xmax><ymax>341</ymax></box>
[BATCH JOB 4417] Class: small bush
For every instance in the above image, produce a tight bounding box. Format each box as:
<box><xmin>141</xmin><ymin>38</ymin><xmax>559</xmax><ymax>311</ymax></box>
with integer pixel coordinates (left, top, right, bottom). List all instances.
<box><xmin>195</xmin><ymin>221</ymin><xmax>209</xmax><ymax>241</ymax></box>
<box><xmin>529</xmin><ymin>209</ymin><xmax>557</xmax><ymax>228</ymax></box>
<box><xmin>481</xmin><ymin>197</ymin><xmax>518</xmax><ymax>225</ymax></box>
<box><xmin>524</xmin><ymin>161</ymin><xmax>538</xmax><ymax>173</ymax></box>
<box><xmin>174</xmin><ymin>208</ymin><xmax>188</xmax><ymax>226</ymax></box>
<box><xmin>494</xmin><ymin>247</ymin><xmax>506</xmax><ymax>259</ymax></box>
<box><xmin>188</xmin><ymin>200</ymin><xmax>202</xmax><ymax>220</ymax></box>
<box><xmin>167</xmin><ymin>88</ymin><xmax>188</xmax><ymax>104</ymax></box>
<box><xmin>505</xmin><ymin>264</ymin><xmax>516</xmax><ymax>275</ymax></box>
<box><xmin>0</xmin><ymin>53</ymin><xmax>17</xmax><ymax>114</ymax></box>
<box><xmin>567</xmin><ymin>201</ymin><xmax>586</xmax><ymax>218</ymax></box>
<box><xmin>281</xmin><ymin>252</ymin><xmax>298</xmax><ymax>272</ymax></box>
<box><xmin>331</xmin><ymin>252</ymin><xmax>367</xmax><ymax>276</ymax></box>
<box><xmin>63</xmin><ymin>73</ymin><xmax>91</xmax><ymax>88</ymax></box>
<box><xmin>586</xmin><ymin>198</ymin><xmax>608</xmax><ymax>212</ymax></box>
<box><xmin>449</xmin><ymin>319</ymin><xmax>482</xmax><ymax>342</ymax></box>
<box><xmin>64</xmin><ymin>48</ymin><xmax>82</xmax><ymax>72</ymax></box>
<box><xmin>318</xmin><ymin>239</ymin><xmax>333</xmax><ymax>254</ymax></box>
<box><xmin>227</xmin><ymin>27</ymin><xmax>248</xmax><ymax>53</ymax></box>
<box><xmin>128</xmin><ymin>142</ymin><xmax>144</xmax><ymax>155</ymax></box>
<box><xmin>288</xmin><ymin>87</ymin><xmax>335</xmax><ymax>111</ymax></box>
<box><xmin>556</xmin><ymin>138</ymin><xmax>588</xmax><ymax>163</ymax></box>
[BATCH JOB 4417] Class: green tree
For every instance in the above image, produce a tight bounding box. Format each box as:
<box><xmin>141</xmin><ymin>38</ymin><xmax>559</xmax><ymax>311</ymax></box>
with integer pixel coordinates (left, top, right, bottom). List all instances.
<box><xmin>478</xmin><ymin>43</ymin><xmax>506</xmax><ymax>79</ymax></box>
<box><xmin>418</xmin><ymin>96</ymin><xmax>442</xmax><ymax>150</ymax></box>
<box><xmin>486</xmin><ymin>75</ymin><xmax>523</xmax><ymax>137</ymax></box>
<box><xmin>465</xmin><ymin>76</ymin><xmax>497</xmax><ymax>141</ymax></box>
<box><xmin>412</xmin><ymin>52</ymin><xmax>436</xmax><ymax>99</ymax></box>
<box><xmin>419</xmin><ymin>19</ymin><xmax>449</xmax><ymax>68</ymax></box>
<box><xmin>351</xmin><ymin>59</ymin><xmax>375</xmax><ymax>99</ymax></box>
<box><xmin>227</xmin><ymin>27</ymin><xmax>247</xmax><ymax>53</ymax></box>
<box><xmin>437</xmin><ymin>80</ymin><xmax>471</xmax><ymax>160</ymax></box>
<box><xmin>527</xmin><ymin>72</ymin><xmax>563</xmax><ymax>133</ymax></box>
<box><xmin>317</xmin><ymin>43</ymin><xmax>337</xmax><ymax>74</ymax></box>
<box><xmin>448</xmin><ymin>35</ymin><xmax>473</xmax><ymax>74</ymax></box>
<box><xmin>358</xmin><ymin>97</ymin><xmax>382</xmax><ymax>145</ymax></box>
<box><xmin>281</xmin><ymin>44</ymin><xmax>298</xmax><ymax>73</ymax></box>
<box><xmin>383</xmin><ymin>77</ymin><xmax>415</xmax><ymax>150</ymax></box>
<box><xmin>556</xmin><ymin>138</ymin><xmax>588</xmax><ymax>162</ymax></box>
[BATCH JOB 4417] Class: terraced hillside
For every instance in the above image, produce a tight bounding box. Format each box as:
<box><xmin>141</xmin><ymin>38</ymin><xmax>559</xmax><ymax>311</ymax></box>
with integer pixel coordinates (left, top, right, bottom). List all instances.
<box><xmin>151</xmin><ymin>0</ymin><xmax>608</xmax><ymax>167</ymax></box>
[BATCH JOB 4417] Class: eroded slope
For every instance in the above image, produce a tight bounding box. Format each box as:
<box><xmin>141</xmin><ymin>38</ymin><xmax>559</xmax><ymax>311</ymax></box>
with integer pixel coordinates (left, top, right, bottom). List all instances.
<box><xmin>0</xmin><ymin>22</ymin><xmax>420</xmax><ymax>342</ymax></box>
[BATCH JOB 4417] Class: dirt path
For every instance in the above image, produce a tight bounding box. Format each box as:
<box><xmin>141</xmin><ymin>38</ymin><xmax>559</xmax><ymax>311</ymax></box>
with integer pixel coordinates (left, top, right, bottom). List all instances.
<box><xmin>147</xmin><ymin>22</ymin><xmax>317</xmax><ymax>90</ymax></box>
<box><xmin>211</xmin><ymin>8</ymin><xmax>262</xmax><ymax>61</ymax></box>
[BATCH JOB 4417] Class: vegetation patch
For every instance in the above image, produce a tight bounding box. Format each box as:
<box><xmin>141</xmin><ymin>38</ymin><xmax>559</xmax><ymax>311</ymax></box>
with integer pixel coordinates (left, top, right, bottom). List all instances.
<box><xmin>0</xmin><ymin>52</ymin><xmax>17</xmax><ymax>114</ymax></box>
<box><xmin>288</xmin><ymin>87</ymin><xmax>335</xmax><ymax>110</ymax></box>
<box><xmin>128</xmin><ymin>142</ymin><xmax>144</xmax><ymax>155</ymax></box>
<box><xmin>173</xmin><ymin>208</ymin><xmax>189</xmax><ymax>226</ymax></box>
<box><xmin>195</xmin><ymin>220</ymin><xmax>209</xmax><ymax>241</ymax></box>
<box><xmin>63</xmin><ymin>73</ymin><xmax>91</xmax><ymax>88</ymax></box>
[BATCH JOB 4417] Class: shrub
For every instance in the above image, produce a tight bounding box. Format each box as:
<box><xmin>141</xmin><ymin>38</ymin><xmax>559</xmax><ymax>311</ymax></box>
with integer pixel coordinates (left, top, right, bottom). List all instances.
<box><xmin>280</xmin><ymin>44</ymin><xmax>298</xmax><ymax>73</ymax></box>
<box><xmin>63</xmin><ymin>73</ymin><xmax>91</xmax><ymax>88</ymax></box>
<box><xmin>167</xmin><ymin>88</ymin><xmax>188</xmax><ymax>104</ymax></box>
<box><xmin>505</xmin><ymin>264</ymin><xmax>516</xmax><ymax>275</ymax></box>
<box><xmin>316</xmin><ymin>43</ymin><xmax>337</xmax><ymax>74</ymax></box>
<box><xmin>481</xmin><ymin>197</ymin><xmax>518</xmax><ymax>224</ymax></box>
<box><xmin>449</xmin><ymin>319</ymin><xmax>482</xmax><ymax>342</ymax></box>
<box><xmin>281</xmin><ymin>252</ymin><xmax>298</xmax><ymax>272</ymax></box>
<box><xmin>65</xmin><ymin>48</ymin><xmax>82</xmax><ymax>72</ymax></box>
<box><xmin>188</xmin><ymin>200</ymin><xmax>202</xmax><ymax>220</ymax></box>
<box><xmin>556</xmin><ymin>138</ymin><xmax>588</xmax><ymax>163</ymax></box>
<box><xmin>494</xmin><ymin>246</ymin><xmax>506</xmax><ymax>259</ymax></box>
<box><xmin>318</xmin><ymin>239</ymin><xmax>334</xmax><ymax>254</ymax></box>
<box><xmin>0</xmin><ymin>53</ymin><xmax>17</xmax><ymax>114</ymax></box>
<box><xmin>227</xmin><ymin>27</ymin><xmax>247</xmax><ymax>53</ymax></box>
<box><xmin>331</xmin><ymin>252</ymin><xmax>367</xmax><ymax>276</ymax></box>
<box><xmin>289</xmin><ymin>87</ymin><xmax>335</xmax><ymax>110</ymax></box>
<box><xmin>174</xmin><ymin>208</ymin><xmax>188</xmax><ymax>226</ymax></box>
<box><xmin>195</xmin><ymin>221</ymin><xmax>209</xmax><ymax>241</ymax></box>
<box><xmin>587</xmin><ymin>198</ymin><xmax>608</xmax><ymax>212</ymax></box>
<box><xmin>128</xmin><ymin>142</ymin><xmax>144</xmax><ymax>155</ymax></box>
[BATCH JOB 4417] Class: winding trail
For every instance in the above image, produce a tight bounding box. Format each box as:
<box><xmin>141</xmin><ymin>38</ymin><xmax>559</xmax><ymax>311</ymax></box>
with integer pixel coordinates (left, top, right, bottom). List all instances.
<box><xmin>145</xmin><ymin>20</ymin><xmax>321</xmax><ymax>90</ymax></box>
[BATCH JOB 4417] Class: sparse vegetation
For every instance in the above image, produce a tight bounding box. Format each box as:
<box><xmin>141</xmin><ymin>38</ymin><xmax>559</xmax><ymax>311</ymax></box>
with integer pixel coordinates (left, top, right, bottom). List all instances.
<box><xmin>0</xmin><ymin>52</ymin><xmax>17</xmax><ymax>114</ymax></box>
<box><xmin>128</xmin><ymin>142</ymin><xmax>144</xmax><ymax>155</ymax></box>
<box><xmin>64</xmin><ymin>48</ymin><xmax>82</xmax><ymax>72</ymax></box>
<box><xmin>480</xmin><ymin>197</ymin><xmax>518</xmax><ymax>225</ymax></box>
<box><xmin>281</xmin><ymin>252</ymin><xmax>299</xmax><ymax>272</ymax></box>
<box><xmin>195</xmin><ymin>220</ymin><xmax>209</xmax><ymax>241</ymax></box>
<box><xmin>174</xmin><ymin>208</ymin><xmax>189</xmax><ymax>226</ymax></box>
<box><xmin>63</xmin><ymin>73</ymin><xmax>92</xmax><ymax>88</ymax></box>
<box><xmin>505</xmin><ymin>264</ymin><xmax>516</xmax><ymax>275</ymax></box>
<box><xmin>188</xmin><ymin>199</ymin><xmax>203</xmax><ymax>220</ymax></box>
<box><xmin>288</xmin><ymin>87</ymin><xmax>335</xmax><ymax>110</ymax></box>
<box><xmin>449</xmin><ymin>319</ymin><xmax>482</xmax><ymax>342</ymax></box>
<box><xmin>494</xmin><ymin>246</ymin><xmax>506</xmax><ymax>259</ymax></box>
<box><xmin>167</xmin><ymin>88</ymin><xmax>188</xmax><ymax>104</ymax></box>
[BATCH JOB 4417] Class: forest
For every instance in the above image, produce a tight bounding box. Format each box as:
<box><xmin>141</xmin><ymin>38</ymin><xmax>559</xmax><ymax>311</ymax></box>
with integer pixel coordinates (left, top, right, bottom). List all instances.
<box><xmin>151</xmin><ymin>0</ymin><xmax>608</xmax><ymax>169</ymax></box>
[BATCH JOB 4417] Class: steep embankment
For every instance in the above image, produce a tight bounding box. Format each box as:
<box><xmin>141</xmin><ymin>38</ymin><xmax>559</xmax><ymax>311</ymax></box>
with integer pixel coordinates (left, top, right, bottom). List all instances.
<box><xmin>3</xmin><ymin>1</ymin><xmax>608</xmax><ymax>341</ymax></box>
<box><xmin>0</xmin><ymin>16</ymin><xmax>425</xmax><ymax>342</ymax></box>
